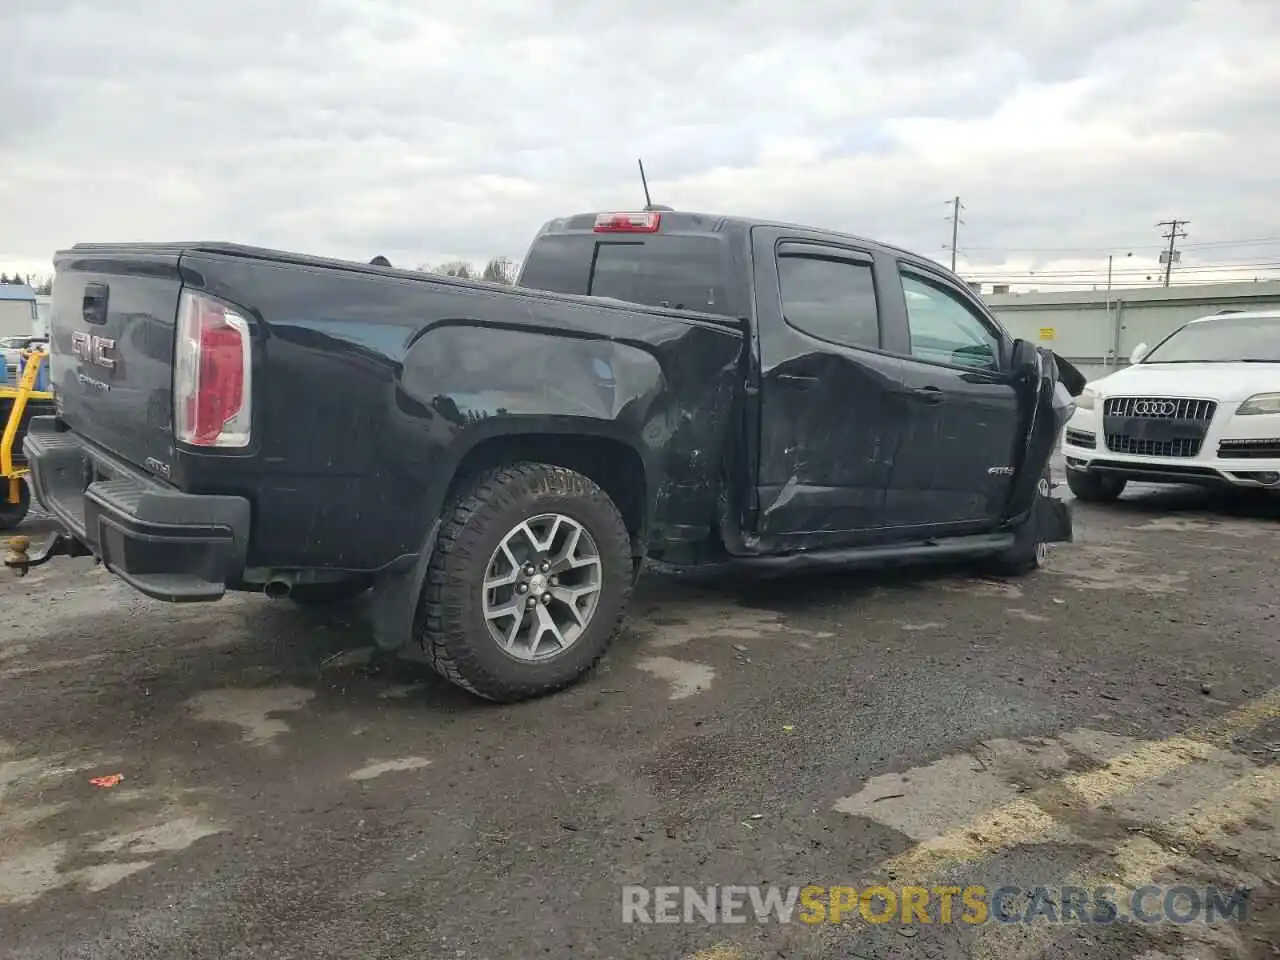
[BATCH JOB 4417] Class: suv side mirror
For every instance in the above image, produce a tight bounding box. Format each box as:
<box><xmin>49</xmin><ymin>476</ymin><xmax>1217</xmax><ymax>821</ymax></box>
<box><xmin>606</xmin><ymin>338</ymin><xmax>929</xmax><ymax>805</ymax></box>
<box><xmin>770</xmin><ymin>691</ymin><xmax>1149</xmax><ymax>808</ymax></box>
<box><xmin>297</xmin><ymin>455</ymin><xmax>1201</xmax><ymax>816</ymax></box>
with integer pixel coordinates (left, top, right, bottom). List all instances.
<box><xmin>1129</xmin><ymin>343</ymin><xmax>1148</xmax><ymax>365</ymax></box>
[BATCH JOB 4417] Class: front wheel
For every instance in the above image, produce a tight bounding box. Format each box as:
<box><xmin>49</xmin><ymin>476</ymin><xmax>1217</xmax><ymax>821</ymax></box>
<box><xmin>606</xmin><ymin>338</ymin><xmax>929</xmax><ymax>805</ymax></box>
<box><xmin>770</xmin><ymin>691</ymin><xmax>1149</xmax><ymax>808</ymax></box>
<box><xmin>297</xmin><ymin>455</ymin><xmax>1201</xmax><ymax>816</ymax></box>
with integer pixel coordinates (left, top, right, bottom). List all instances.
<box><xmin>0</xmin><ymin>480</ymin><xmax>30</xmax><ymax>531</ymax></box>
<box><xmin>983</xmin><ymin>470</ymin><xmax>1054</xmax><ymax>577</ymax></box>
<box><xmin>417</xmin><ymin>462</ymin><xmax>633</xmax><ymax>702</ymax></box>
<box><xmin>1065</xmin><ymin>468</ymin><xmax>1127</xmax><ymax>503</ymax></box>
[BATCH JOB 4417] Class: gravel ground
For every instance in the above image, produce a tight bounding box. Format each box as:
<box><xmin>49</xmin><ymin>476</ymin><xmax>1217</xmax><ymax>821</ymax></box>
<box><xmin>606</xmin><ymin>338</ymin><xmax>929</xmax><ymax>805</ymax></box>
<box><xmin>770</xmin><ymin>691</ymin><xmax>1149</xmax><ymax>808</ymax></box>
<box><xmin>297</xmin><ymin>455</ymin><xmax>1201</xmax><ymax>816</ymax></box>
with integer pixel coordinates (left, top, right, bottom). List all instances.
<box><xmin>1</xmin><ymin>478</ymin><xmax>1278</xmax><ymax>960</ymax></box>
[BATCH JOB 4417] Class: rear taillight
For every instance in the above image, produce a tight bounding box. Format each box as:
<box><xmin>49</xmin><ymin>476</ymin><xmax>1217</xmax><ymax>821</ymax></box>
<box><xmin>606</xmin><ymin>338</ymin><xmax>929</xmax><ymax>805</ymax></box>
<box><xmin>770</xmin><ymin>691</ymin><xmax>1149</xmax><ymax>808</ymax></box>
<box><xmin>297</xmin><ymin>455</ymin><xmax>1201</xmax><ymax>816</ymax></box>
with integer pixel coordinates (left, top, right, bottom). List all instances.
<box><xmin>593</xmin><ymin>211</ymin><xmax>661</xmax><ymax>233</ymax></box>
<box><xmin>174</xmin><ymin>290</ymin><xmax>252</xmax><ymax>448</ymax></box>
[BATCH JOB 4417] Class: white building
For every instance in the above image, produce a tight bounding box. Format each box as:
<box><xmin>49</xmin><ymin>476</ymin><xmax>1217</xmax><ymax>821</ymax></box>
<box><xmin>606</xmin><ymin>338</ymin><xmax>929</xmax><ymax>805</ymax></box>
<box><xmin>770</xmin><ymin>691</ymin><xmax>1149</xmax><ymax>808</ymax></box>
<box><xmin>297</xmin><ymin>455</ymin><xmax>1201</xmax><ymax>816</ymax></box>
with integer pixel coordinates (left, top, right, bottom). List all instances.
<box><xmin>0</xmin><ymin>284</ymin><xmax>38</xmax><ymax>339</ymax></box>
<box><xmin>984</xmin><ymin>280</ymin><xmax>1280</xmax><ymax>381</ymax></box>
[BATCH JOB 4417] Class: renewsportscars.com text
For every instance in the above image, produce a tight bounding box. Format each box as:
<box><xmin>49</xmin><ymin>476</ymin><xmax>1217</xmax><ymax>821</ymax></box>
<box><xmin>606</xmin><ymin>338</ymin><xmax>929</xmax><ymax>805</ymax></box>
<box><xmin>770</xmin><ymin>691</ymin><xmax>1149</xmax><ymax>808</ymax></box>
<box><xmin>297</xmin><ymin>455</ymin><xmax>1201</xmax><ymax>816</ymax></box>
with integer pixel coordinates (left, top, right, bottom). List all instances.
<box><xmin>620</xmin><ymin>884</ymin><xmax>1250</xmax><ymax>926</ymax></box>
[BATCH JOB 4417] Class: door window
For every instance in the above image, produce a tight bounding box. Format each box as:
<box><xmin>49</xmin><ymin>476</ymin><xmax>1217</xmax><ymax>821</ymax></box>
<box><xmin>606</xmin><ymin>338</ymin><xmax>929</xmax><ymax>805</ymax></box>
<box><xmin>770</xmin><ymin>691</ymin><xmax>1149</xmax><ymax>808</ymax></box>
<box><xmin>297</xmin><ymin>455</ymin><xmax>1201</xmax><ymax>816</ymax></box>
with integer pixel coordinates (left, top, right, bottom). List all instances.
<box><xmin>899</xmin><ymin>271</ymin><xmax>1000</xmax><ymax>370</ymax></box>
<box><xmin>777</xmin><ymin>254</ymin><xmax>880</xmax><ymax>350</ymax></box>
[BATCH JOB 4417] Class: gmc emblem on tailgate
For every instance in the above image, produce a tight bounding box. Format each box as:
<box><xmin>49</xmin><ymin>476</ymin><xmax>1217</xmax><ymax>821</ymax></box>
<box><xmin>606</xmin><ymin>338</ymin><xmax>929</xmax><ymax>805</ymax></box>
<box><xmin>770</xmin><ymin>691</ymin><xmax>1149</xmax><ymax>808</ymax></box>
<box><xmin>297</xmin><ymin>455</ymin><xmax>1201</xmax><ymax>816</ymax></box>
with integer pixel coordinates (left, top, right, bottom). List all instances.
<box><xmin>71</xmin><ymin>332</ymin><xmax>116</xmax><ymax>369</ymax></box>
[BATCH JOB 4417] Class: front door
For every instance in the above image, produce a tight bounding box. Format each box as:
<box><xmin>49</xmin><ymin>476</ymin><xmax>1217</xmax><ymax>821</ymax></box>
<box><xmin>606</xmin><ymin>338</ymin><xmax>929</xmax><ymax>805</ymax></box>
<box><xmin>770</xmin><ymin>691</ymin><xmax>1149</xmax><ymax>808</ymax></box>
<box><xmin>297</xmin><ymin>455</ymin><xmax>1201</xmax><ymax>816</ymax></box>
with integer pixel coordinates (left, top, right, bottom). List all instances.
<box><xmin>751</xmin><ymin>230</ymin><xmax>911</xmax><ymax>548</ymax></box>
<box><xmin>883</xmin><ymin>265</ymin><xmax>1022</xmax><ymax>532</ymax></box>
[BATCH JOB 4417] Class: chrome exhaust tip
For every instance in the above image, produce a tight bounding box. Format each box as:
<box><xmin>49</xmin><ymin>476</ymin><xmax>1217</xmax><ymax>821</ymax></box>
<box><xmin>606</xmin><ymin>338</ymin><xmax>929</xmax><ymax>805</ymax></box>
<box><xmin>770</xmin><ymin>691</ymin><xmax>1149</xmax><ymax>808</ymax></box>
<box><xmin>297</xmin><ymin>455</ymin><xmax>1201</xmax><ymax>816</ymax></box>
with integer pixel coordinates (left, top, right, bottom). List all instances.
<box><xmin>263</xmin><ymin>579</ymin><xmax>292</xmax><ymax>600</ymax></box>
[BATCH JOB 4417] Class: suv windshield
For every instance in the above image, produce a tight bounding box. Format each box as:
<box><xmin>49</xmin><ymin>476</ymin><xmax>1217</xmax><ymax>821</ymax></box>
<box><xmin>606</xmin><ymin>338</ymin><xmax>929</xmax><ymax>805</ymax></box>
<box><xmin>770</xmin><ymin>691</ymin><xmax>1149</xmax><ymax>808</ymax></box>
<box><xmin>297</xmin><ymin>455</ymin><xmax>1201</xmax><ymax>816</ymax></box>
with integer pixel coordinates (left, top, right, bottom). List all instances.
<box><xmin>1142</xmin><ymin>315</ymin><xmax>1280</xmax><ymax>363</ymax></box>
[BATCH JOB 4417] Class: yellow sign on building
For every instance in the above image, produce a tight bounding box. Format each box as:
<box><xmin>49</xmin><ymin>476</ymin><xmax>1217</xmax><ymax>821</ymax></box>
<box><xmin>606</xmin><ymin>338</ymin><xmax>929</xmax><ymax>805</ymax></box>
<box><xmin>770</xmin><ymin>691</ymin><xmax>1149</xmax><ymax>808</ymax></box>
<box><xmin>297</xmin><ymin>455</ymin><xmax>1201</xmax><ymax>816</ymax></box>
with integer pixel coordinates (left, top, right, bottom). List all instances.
<box><xmin>1039</xmin><ymin>327</ymin><xmax>1055</xmax><ymax>340</ymax></box>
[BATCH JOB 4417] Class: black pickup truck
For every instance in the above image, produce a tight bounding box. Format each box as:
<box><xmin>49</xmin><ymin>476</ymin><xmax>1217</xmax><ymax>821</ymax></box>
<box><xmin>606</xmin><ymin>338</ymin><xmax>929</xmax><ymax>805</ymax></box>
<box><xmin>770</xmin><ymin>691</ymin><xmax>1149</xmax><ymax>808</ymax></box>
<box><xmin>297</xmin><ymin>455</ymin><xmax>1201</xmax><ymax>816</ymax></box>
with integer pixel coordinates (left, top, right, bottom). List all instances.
<box><xmin>20</xmin><ymin>209</ymin><xmax>1078</xmax><ymax>701</ymax></box>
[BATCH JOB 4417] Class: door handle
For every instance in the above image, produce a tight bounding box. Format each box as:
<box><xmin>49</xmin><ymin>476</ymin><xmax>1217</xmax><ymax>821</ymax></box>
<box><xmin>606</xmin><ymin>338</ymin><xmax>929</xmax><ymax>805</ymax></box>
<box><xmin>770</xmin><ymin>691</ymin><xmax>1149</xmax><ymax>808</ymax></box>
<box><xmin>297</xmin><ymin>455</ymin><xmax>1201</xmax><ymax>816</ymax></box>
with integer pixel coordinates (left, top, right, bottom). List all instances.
<box><xmin>909</xmin><ymin>386</ymin><xmax>945</xmax><ymax>404</ymax></box>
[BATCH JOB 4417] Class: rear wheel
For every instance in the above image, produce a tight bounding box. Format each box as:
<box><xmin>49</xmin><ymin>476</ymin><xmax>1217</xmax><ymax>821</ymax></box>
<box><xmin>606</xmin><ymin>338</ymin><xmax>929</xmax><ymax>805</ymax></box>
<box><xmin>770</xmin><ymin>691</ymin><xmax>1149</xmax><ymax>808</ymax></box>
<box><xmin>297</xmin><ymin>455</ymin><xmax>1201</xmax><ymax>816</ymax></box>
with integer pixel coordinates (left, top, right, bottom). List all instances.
<box><xmin>417</xmin><ymin>462</ymin><xmax>633</xmax><ymax>702</ymax></box>
<box><xmin>0</xmin><ymin>480</ymin><xmax>30</xmax><ymax>531</ymax></box>
<box><xmin>1065</xmin><ymin>468</ymin><xmax>1127</xmax><ymax>503</ymax></box>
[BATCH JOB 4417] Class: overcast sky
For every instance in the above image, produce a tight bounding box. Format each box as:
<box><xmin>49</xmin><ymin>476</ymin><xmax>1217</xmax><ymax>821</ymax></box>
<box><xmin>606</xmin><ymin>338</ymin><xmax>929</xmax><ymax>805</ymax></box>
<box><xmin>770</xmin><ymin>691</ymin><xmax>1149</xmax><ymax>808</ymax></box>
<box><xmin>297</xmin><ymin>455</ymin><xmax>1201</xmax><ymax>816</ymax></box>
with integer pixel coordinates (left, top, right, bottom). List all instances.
<box><xmin>3</xmin><ymin>0</ymin><xmax>1278</xmax><ymax>290</ymax></box>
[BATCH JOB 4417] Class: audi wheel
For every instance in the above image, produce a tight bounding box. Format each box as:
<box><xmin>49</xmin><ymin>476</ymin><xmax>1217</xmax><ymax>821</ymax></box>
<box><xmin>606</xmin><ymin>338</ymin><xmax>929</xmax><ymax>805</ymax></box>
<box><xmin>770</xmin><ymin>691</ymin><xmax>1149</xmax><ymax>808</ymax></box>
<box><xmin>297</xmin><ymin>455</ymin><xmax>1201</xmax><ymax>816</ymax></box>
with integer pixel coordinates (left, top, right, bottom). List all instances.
<box><xmin>1065</xmin><ymin>468</ymin><xmax>1127</xmax><ymax>503</ymax></box>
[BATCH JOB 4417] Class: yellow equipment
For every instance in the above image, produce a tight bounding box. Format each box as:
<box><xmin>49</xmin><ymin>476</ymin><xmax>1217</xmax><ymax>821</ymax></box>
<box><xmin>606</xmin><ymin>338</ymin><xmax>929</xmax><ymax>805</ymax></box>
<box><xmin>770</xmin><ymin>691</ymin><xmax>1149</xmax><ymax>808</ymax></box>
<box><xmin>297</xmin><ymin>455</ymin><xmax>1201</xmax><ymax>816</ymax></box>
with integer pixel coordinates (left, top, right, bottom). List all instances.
<box><xmin>0</xmin><ymin>349</ymin><xmax>53</xmax><ymax>530</ymax></box>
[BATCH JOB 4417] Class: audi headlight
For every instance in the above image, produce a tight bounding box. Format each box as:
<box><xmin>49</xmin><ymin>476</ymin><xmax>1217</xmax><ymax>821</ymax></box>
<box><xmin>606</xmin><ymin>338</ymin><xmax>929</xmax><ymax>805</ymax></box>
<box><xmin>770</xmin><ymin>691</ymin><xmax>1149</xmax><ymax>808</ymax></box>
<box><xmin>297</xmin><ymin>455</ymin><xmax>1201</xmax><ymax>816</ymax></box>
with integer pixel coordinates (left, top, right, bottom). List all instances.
<box><xmin>1237</xmin><ymin>393</ymin><xmax>1280</xmax><ymax>416</ymax></box>
<box><xmin>1076</xmin><ymin>387</ymin><xmax>1097</xmax><ymax>411</ymax></box>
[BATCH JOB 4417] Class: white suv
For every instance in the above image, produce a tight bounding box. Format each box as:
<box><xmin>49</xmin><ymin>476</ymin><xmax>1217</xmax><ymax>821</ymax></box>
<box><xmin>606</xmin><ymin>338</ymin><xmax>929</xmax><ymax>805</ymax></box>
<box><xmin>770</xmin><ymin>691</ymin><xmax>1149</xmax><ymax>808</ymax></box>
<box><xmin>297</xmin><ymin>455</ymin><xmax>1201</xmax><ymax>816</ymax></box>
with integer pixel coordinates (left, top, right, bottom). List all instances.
<box><xmin>1061</xmin><ymin>310</ymin><xmax>1280</xmax><ymax>501</ymax></box>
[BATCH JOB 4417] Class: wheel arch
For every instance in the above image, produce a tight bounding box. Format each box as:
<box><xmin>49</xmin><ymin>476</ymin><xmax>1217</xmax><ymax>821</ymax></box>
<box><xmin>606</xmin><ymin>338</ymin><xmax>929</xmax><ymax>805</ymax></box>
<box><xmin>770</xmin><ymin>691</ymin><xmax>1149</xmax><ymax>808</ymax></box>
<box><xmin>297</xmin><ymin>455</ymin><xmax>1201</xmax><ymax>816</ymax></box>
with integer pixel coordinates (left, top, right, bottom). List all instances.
<box><xmin>443</xmin><ymin>430</ymin><xmax>651</xmax><ymax>558</ymax></box>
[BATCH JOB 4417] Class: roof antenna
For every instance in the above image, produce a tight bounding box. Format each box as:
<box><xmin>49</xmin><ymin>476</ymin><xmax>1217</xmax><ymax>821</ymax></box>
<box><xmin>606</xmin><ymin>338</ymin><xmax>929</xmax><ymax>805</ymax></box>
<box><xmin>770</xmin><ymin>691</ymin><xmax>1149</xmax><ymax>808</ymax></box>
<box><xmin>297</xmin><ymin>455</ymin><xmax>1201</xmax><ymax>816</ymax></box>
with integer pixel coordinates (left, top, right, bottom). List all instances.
<box><xmin>638</xmin><ymin>158</ymin><xmax>653</xmax><ymax>210</ymax></box>
<box><xmin>637</xmin><ymin>158</ymin><xmax>673</xmax><ymax>212</ymax></box>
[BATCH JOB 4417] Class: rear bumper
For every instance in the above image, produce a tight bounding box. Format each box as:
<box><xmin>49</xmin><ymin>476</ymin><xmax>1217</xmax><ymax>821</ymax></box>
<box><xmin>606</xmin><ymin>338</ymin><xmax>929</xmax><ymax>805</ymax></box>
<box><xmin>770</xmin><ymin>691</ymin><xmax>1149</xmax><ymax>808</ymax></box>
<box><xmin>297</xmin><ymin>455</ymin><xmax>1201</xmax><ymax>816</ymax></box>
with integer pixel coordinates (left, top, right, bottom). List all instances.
<box><xmin>22</xmin><ymin>417</ymin><xmax>250</xmax><ymax>601</ymax></box>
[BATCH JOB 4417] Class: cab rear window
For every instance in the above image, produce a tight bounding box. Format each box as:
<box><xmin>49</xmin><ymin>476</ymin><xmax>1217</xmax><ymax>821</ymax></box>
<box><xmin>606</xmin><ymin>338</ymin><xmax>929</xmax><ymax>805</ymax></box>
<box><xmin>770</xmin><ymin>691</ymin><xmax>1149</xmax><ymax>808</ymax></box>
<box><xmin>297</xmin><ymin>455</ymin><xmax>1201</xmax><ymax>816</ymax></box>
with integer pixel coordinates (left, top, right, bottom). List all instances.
<box><xmin>519</xmin><ymin>234</ymin><xmax>734</xmax><ymax>317</ymax></box>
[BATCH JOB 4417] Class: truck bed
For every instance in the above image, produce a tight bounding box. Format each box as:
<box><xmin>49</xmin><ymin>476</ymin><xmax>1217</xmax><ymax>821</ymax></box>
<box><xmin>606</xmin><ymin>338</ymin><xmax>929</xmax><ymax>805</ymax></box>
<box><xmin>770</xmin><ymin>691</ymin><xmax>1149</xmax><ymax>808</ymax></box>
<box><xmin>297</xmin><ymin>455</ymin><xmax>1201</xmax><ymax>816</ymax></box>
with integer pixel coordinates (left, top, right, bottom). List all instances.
<box><xmin>39</xmin><ymin>240</ymin><xmax>746</xmax><ymax>588</ymax></box>
<box><xmin>61</xmin><ymin>241</ymin><xmax>746</xmax><ymax>330</ymax></box>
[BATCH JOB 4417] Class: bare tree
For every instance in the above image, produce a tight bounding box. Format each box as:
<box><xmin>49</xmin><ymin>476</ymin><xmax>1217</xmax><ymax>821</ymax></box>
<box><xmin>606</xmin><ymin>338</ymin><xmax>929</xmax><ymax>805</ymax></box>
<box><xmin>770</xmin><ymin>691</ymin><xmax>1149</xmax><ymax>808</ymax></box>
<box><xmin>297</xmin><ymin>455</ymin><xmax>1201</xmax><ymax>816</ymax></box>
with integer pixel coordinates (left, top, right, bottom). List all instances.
<box><xmin>482</xmin><ymin>257</ymin><xmax>515</xmax><ymax>285</ymax></box>
<box><xmin>430</xmin><ymin>260</ymin><xmax>475</xmax><ymax>279</ymax></box>
<box><xmin>420</xmin><ymin>258</ymin><xmax>517</xmax><ymax>284</ymax></box>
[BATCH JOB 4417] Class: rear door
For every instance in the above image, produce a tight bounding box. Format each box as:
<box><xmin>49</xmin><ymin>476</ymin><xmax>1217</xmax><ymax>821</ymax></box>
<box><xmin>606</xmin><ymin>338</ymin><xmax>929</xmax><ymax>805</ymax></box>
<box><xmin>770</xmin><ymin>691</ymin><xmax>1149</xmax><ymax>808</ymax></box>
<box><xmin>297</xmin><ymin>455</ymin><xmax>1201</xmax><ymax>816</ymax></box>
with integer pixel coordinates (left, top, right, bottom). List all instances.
<box><xmin>50</xmin><ymin>249</ymin><xmax>181</xmax><ymax>472</ymax></box>
<box><xmin>882</xmin><ymin>263</ymin><xmax>1021</xmax><ymax>532</ymax></box>
<box><xmin>749</xmin><ymin>228</ymin><xmax>911</xmax><ymax>546</ymax></box>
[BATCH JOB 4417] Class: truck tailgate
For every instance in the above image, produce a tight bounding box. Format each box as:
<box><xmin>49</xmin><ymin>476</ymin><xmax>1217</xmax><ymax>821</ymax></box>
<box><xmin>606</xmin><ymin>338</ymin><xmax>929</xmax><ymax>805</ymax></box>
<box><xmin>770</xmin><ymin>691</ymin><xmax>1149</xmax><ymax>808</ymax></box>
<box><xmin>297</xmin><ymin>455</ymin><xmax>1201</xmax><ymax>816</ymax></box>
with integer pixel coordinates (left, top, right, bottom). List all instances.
<box><xmin>50</xmin><ymin>249</ymin><xmax>182</xmax><ymax>472</ymax></box>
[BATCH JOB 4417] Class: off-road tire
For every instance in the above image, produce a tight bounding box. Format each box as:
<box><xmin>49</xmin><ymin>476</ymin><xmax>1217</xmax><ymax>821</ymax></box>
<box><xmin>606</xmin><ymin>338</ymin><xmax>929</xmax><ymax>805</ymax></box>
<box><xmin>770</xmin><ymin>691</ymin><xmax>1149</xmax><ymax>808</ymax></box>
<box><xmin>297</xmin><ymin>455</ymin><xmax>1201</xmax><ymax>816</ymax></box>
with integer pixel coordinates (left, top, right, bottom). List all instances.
<box><xmin>418</xmin><ymin>462</ymin><xmax>633</xmax><ymax>703</ymax></box>
<box><xmin>985</xmin><ymin>531</ymin><xmax>1048</xmax><ymax>578</ymax></box>
<box><xmin>288</xmin><ymin>581</ymin><xmax>370</xmax><ymax>606</ymax></box>
<box><xmin>0</xmin><ymin>480</ymin><xmax>30</xmax><ymax>531</ymax></box>
<box><xmin>1065</xmin><ymin>468</ymin><xmax>1126</xmax><ymax>503</ymax></box>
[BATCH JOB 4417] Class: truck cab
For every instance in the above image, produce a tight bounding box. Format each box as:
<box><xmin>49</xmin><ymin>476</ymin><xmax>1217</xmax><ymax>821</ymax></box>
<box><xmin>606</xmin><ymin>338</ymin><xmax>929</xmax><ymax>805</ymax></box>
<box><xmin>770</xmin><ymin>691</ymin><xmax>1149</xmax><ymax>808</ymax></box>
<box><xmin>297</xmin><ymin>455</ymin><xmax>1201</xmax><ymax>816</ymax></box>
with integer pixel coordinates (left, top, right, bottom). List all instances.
<box><xmin>519</xmin><ymin>209</ymin><xmax>1070</xmax><ymax>562</ymax></box>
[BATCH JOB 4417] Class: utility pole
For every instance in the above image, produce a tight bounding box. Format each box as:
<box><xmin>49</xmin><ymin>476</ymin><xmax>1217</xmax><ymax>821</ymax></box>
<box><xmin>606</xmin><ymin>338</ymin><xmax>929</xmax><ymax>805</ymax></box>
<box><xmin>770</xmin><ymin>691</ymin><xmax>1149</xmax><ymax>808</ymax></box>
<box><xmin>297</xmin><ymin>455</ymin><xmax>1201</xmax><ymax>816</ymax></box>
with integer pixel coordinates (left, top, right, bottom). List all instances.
<box><xmin>1106</xmin><ymin>255</ymin><xmax>1114</xmax><ymax>368</ymax></box>
<box><xmin>944</xmin><ymin>197</ymin><xmax>964</xmax><ymax>272</ymax></box>
<box><xmin>1106</xmin><ymin>252</ymin><xmax>1132</xmax><ymax>368</ymax></box>
<box><xmin>1157</xmin><ymin>219</ymin><xmax>1189</xmax><ymax>287</ymax></box>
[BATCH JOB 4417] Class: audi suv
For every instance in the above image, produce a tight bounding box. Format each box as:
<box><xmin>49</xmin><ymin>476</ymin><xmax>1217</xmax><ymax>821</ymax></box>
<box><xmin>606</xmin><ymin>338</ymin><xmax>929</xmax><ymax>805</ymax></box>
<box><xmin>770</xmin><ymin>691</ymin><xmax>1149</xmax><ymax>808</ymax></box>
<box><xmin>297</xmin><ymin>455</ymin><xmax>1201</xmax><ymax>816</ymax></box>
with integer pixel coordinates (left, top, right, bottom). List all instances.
<box><xmin>1061</xmin><ymin>310</ymin><xmax>1280</xmax><ymax>501</ymax></box>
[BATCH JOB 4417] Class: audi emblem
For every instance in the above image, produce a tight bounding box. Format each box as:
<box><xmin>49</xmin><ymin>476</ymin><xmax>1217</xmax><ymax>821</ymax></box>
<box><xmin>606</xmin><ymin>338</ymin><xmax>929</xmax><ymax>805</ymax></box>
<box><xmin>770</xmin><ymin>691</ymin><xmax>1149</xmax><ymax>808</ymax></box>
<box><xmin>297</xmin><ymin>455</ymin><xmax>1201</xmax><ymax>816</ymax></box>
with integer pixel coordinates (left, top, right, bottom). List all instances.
<box><xmin>1133</xmin><ymin>400</ymin><xmax>1177</xmax><ymax>417</ymax></box>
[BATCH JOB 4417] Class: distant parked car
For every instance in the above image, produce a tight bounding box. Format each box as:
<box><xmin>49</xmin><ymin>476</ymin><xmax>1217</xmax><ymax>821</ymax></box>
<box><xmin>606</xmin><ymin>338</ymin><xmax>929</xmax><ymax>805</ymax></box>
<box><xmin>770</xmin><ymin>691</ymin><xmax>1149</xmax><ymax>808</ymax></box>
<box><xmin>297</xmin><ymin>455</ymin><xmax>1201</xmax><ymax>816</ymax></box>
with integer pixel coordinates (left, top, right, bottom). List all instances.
<box><xmin>0</xmin><ymin>336</ymin><xmax>48</xmax><ymax>384</ymax></box>
<box><xmin>1062</xmin><ymin>309</ymin><xmax>1280</xmax><ymax>500</ymax></box>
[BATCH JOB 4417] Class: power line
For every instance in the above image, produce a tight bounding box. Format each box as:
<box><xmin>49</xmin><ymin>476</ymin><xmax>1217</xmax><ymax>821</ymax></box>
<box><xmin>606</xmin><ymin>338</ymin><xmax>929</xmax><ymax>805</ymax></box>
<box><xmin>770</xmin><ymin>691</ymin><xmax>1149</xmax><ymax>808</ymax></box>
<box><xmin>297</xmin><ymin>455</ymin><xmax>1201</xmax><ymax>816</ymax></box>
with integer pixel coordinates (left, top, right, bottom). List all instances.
<box><xmin>975</xmin><ymin>278</ymin><xmax>1280</xmax><ymax>289</ymax></box>
<box><xmin>1177</xmin><ymin>236</ymin><xmax>1280</xmax><ymax>249</ymax></box>
<box><xmin>1157</xmin><ymin>218</ymin><xmax>1190</xmax><ymax>287</ymax></box>
<box><xmin>964</xmin><ymin>260</ymin><xmax>1280</xmax><ymax>280</ymax></box>
<box><xmin>961</xmin><ymin>234</ymin><xmax>1280</xmax><ymax>254</ymax></box>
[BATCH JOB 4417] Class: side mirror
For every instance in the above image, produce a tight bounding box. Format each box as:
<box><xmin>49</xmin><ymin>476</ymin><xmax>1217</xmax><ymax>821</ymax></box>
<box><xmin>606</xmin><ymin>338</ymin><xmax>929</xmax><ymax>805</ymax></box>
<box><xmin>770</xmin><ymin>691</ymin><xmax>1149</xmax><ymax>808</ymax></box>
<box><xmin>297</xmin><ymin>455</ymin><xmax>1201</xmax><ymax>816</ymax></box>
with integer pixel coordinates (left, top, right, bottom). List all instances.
<box><xmin>1010</xmin><ymin>338</ymin><xmax>1041</xmax><ymax>375</ymax></box>
<box><xmin>1129</xmin><ymin>343</ymin><xmax>1148</xmax><ymax>365</ymax></box>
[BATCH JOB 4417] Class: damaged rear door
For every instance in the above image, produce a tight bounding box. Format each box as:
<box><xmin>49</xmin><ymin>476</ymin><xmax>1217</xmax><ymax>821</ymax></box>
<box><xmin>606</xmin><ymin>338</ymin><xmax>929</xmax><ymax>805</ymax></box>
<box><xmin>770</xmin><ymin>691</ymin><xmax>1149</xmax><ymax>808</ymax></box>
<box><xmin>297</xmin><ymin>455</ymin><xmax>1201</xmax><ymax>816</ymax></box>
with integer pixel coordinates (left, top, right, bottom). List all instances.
<box><xmin>748</xmin><ymin>229</ymin><xmax>910</xmax><ymax>547</ymax></box>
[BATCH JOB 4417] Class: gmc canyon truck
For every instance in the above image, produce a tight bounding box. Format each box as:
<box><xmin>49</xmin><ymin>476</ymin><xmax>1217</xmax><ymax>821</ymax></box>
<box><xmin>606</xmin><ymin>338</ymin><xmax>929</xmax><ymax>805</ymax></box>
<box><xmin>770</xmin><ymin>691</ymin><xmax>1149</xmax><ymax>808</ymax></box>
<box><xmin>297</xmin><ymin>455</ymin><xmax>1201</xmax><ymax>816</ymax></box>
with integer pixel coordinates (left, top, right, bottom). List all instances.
<box><xmin>18</xmin><ymin>209</ymin><xmax>1079</xmax><ymax>702</ymax></box>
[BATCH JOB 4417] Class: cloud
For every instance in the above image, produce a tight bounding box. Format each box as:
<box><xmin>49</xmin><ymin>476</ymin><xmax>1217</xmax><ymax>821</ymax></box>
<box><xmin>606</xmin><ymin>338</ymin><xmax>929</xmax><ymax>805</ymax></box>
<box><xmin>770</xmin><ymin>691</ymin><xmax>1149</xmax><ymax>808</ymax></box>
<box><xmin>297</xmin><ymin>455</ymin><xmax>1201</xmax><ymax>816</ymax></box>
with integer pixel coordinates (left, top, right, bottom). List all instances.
<box><xmin>2</xmin><ymin>0</ymin><xmax>1277</xmax><ymax>290</ymax></box>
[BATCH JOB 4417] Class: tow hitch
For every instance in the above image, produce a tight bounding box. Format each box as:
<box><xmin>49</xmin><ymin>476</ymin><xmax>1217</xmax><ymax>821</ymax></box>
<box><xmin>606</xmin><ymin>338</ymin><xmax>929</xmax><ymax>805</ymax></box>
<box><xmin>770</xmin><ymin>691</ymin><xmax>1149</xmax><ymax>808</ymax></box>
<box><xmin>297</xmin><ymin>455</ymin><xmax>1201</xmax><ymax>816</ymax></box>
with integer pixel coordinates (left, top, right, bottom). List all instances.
<box><xmin>5</xmin><ymin>532</ymin><xmax>92</xmax><ymax>576</ymax></box>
